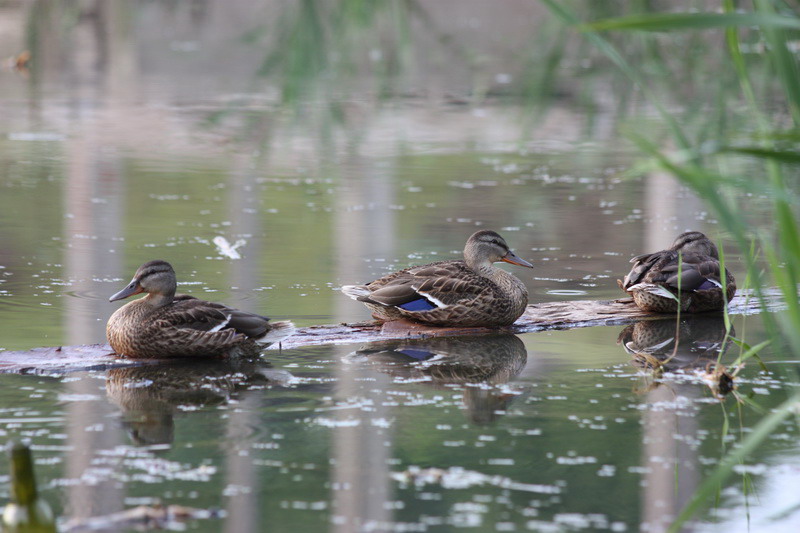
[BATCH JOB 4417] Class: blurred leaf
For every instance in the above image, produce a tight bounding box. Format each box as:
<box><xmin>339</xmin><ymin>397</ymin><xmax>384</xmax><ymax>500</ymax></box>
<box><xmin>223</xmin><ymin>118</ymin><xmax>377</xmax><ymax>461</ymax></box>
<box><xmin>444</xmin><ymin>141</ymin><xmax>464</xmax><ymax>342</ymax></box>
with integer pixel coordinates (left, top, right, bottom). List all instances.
<box><xmin>539</xmin><ymin>0</ymin><xmax>690</xmax><ymax>148</ymax></box>
<box><xmin>730</xmin><ymin>338</ymin><xmax>771</xmax><ymax>370</ymax></box>
<box><xmin>756</xmin><ymin>129</ymin><xmax>800</xmax><ymax>142</ymax></box>
<box><xmin>669</xmin><ymin>394</ymin><xmax>800</xmax><ymax>532</ymax></box>
<box><xmin>582</xmin><ymin>12</ymin><xmax>800</xmax><ymax>32</ymax></box>
<box><xmin>753</xmin><ymin>0</ymin><xmax>800</xmax><ymax>125</ymax></box>
<box><xmin>719</xmin><ymin>146</ymin><xmax>800</xmax><ymax>164</ymax></box>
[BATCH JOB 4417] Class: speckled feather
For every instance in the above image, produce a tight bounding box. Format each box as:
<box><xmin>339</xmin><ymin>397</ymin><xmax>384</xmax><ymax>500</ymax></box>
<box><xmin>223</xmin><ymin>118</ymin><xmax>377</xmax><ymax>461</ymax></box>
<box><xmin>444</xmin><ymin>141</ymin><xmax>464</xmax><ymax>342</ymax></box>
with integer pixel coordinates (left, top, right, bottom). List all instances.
<box><xmin>107</xmin><ymin>261</ymin><xmax>293</xmax><ymax>358</ymax></box>
<box><xmin>343</xmin><ymin>231</ymin><xmax>533</xmax><ymax>327</ymax></box>
<box><xmin>361</xmin><ymin>260</ymin><xmax>528</xmax><ymax>326</ymax></box>
<box><xmin>108</xmin><ymin>295</ymin><xmax>269</xmax><ymax>358</ymax></box>
<box><xmin>620</xmin><ymin>232</ymin><xmax>736</xmax><ymax>313</ymax></box>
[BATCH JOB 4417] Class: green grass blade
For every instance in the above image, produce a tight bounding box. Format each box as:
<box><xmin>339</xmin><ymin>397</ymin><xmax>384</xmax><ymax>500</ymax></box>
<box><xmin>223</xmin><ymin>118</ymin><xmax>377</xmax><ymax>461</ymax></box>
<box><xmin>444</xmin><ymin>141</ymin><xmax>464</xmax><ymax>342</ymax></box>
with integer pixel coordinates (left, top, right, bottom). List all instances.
<box><xmin>582</xmin><ymin>12</ymin><xmax>800</xmax><ymax>32</ymax></box>
<box><xmin>720</xmin><ymin>147</ymin><xmax>800</xmax><ymax>164</ymax></box>
<box><xmin>753</xmin><ymin>0</ymin><xmax>800</xmax><ymax>125</ymax></box>
<box><xmin>730</xmin><ymin>339</ymin><xmax>771</xmax><ymax>370</ymax></box>
<box><xmin>668</xmin><ymin>394</ymin><xmax>800</xmax><ymax>532</ymax></box>
<box><xmin>539</xmin><ymin>0</ymin><xmax>690</xmax><ymax>149</ymax></box>
<box><xmin>756</xmin><ymin>129</ymin><xmax>800</xmax><ymax>142</ymax></box>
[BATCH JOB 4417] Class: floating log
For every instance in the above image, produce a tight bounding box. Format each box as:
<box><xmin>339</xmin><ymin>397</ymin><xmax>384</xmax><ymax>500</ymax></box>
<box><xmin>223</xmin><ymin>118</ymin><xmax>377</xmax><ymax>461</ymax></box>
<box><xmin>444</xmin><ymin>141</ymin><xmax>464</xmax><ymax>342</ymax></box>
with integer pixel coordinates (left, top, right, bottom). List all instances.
<box><xmin>279</xmin><ymin>287</ymin><xmax>779</xmax><ymax>348</ymax></box>
<box><xmin>0</xmin><ymin>288</ymin><xmax>784</xmax><ymax>375</ymax></box>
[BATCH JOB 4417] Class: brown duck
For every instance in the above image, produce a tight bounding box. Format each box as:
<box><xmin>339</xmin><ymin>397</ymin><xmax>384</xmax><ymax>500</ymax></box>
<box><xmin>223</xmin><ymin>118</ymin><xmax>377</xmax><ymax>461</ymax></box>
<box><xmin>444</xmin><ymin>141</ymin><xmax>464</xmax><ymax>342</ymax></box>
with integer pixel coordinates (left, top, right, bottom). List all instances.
<box><xmin>107</xmin><ymin>260</ymin><xmax>294</xmax><ymax>358</ymax></box>
<box><xmin>619</xmin><ymin>231</ymin><xmax>736</xmax><ymax>313</ymax></box>
<box><xmin>341</xmin><ymin>230</ymin><xmax>534</xmax><ymax>327</ymax></box>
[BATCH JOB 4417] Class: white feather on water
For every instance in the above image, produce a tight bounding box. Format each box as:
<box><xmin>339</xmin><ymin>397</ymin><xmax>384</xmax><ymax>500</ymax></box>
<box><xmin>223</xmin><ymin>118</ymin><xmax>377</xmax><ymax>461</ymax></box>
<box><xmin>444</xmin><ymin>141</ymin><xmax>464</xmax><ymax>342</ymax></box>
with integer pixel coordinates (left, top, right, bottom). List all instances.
<box><xmin>213</xmin><ymin>236</ymin><xmax>246</xmax><ymax>259</ymax></box>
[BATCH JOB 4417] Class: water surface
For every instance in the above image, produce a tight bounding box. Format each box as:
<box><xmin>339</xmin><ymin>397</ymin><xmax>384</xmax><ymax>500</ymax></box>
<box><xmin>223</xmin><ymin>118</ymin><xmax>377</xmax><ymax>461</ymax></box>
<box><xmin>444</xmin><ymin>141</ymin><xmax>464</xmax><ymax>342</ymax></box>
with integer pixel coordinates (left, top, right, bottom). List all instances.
<box><xmin>0</xmin><ymin>2</ymin><xmax>797</xmax><ymax>531</ymax></box>
<box><xmin>0</xmin><ymin>319</ymin><xmax>797</xmax><ymax>532</ymax></box>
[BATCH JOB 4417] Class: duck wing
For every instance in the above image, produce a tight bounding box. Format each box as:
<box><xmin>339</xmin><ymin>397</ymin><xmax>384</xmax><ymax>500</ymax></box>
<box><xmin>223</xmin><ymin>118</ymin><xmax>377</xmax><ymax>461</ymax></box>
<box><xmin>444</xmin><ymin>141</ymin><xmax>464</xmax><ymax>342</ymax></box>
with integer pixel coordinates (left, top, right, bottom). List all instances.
<box><xmin>367</xmin><ymin>261</ymin><xmax>492</xmax><ymax>310</ymax></box>
<box><xmin>657</xmin><ymin>253</ymin><xmax>725</xmax><ymax>291</ymax></box>
<box><xmin>157</xmin><ymin>295</ymin><xmax>272</xmax><ymax>338</ymax></box>
<box><xmin>622</xmin><ymin>250</ymin><xmax>675</xmax><ymax>289</ymax></box>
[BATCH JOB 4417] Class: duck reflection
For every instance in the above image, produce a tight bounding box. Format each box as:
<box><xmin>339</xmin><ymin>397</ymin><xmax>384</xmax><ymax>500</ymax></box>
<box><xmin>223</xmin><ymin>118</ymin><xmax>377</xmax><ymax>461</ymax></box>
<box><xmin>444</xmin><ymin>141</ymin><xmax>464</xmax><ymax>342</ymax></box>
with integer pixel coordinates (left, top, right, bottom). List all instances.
<box><xmin>618</xmin><ymin>316</ymin><xmax>735</xmax><ymax>396</ymax></box>
<box><xmin>105</xmin><ymin>361</ymin><xmax>294</xmax><ymax>445</ymax></box>
<box><xmin>346</xmin><ymin>334</ymin><xmax>527</xmax><ymax>423</ymax></box>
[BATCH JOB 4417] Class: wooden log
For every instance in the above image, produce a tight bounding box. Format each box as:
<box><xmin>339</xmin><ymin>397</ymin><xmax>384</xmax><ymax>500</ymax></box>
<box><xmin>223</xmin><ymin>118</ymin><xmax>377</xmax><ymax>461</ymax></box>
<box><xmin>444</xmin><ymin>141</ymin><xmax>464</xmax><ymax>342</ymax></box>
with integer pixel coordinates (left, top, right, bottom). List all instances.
<box><xmin>0</xmin><ymin>288</ymin><xmax>784</xmax><ymax>374</ymax></box>
<box><xmin>278</xmin><ymin>287</ymin><xmax>778</xmax><ymax>348</ymax></box>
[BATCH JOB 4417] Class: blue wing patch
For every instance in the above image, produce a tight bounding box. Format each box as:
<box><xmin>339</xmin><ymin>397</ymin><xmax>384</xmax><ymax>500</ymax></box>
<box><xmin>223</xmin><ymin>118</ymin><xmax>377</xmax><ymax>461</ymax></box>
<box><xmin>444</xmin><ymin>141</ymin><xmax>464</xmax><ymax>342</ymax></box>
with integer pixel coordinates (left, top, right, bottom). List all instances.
<box><xmin>696</xmin><ymin>279</ymin><xmax>717</xmax><ymax>291</ymax></box>
<box><xmin>397</xmin><ymin>297</ymin><xmax>437</xmax><ymax>311</ymax></box>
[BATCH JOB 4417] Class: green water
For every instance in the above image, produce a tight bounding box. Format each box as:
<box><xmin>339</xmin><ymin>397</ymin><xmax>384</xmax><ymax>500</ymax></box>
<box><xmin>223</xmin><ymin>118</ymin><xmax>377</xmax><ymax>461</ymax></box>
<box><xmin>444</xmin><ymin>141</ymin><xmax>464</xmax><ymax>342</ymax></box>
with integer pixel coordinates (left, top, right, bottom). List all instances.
<box><xmin>0</xmin><ymin>322</ymin><xmax>797</xmax><ymax>531</ymax></box>
<box><xmin>0</xmin><ymin>2</ymin><xmax>798</xmax><ymax>531</ymax></box>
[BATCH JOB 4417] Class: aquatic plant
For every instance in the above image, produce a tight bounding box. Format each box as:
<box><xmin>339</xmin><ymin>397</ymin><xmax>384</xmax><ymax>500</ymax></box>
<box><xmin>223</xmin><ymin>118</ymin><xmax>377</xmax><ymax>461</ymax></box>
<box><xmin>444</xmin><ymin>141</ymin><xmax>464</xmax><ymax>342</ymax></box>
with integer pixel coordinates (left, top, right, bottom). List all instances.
<box><xmin>541</xmin><ymin>0</ymin><xmax>800</xmax><ymax>529</ymax></box>
<box><xmin>2</xmin><ymin>441</ymin><xmax>55</xmax><ymax>533</ymax></box>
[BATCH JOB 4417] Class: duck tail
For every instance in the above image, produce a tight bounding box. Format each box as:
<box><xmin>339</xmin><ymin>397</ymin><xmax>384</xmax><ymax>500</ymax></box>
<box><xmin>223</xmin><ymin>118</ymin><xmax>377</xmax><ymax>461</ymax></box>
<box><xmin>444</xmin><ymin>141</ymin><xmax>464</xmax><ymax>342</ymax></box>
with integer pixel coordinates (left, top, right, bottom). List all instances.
<box><xmin>629</xmin><ymin>283</ymin><xmax>678</xmax><ymax>300</ymax></box>
<box><xmin>341</xmin><ymin>285</ymin><xmax>371</xmax><ymax>302</ymax></box>
<box><xmin>255</xmin><ymin>321</ymin><xmax>296</xmax><ymax>345</ymax></box>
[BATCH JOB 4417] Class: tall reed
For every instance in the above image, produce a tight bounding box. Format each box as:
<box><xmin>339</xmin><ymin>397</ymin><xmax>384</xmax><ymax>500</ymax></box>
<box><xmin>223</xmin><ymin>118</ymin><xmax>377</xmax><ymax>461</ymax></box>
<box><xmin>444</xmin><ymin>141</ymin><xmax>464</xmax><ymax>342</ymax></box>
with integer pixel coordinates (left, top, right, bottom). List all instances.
<box><xmin>541</xmin><ymin>1</ymin><xmax>800</xmax><ymax>529</ymax></box>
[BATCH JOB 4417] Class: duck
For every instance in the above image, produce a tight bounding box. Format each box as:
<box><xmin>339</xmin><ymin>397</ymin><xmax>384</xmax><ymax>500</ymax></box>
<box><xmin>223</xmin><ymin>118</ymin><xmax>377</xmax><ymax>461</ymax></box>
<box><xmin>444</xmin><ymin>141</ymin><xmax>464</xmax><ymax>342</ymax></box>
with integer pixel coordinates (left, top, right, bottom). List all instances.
<box><xmin>618</xmin><ymin>231</ymin><xmax>736</xmax><ymax>313</ymax></box>
<box><xmin>106</xmin><ymin>260</ymin><xmax>295</xmax><ymax>358</ymax></box>
<box><xmin>341</xmin><ymin>230</ymin><xmax>534</xmax><ymax>327</ymax></box>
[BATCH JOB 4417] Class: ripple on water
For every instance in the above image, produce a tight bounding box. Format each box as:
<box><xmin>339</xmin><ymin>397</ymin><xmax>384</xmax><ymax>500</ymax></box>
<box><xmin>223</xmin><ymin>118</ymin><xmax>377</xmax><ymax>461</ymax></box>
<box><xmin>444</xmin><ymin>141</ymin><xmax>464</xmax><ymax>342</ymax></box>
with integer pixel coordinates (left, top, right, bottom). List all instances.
<box><xmin>62</xmin><ymin>289</ymin><xmax>111</xmax><ymax>301</ymax></box>
<box><xmin>391</xmin><ymin>465</ymin><xmax>562</xmax><ymax>494</ymax></box>
<box><xmin>546</xmin><ymin>289</ymin><xmax>588</xmax><ymax>296</ymax></box>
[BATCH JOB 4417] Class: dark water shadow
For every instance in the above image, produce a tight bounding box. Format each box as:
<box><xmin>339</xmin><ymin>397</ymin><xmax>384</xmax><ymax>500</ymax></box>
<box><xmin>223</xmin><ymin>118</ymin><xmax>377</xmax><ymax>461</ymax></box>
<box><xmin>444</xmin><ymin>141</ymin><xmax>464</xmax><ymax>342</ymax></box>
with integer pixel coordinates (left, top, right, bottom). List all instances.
<box><xmin>344</xmin><ymin>333</ymin><xmax>527</xmax><ymax>424</ymax></box>
<box><xmin>105</xmin><ymin>360</ymin><xmax>294</xmax><ymax>446</ymax></box>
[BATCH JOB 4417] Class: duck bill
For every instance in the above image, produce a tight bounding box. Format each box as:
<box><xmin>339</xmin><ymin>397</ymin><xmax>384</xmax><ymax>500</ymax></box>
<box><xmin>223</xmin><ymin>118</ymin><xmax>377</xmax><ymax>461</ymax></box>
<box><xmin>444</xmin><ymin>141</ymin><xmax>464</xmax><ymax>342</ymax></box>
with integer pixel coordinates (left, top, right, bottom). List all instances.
<box><xmin>501</xmin><ymin>250</ymin><xmax>533</xmax><ymax>268</ymax></box>
<box><xmin>109</xmin><ymin>280</ymin><xmax>143</xmax><ymax>302</ymax></box>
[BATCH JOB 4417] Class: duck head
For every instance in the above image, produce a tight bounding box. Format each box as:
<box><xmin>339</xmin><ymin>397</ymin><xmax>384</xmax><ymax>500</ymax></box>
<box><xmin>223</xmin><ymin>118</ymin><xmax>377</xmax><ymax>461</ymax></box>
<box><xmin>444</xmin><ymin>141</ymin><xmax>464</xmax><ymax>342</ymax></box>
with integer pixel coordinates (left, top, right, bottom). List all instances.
<box><xmin>464</xmin><ymin>230</ymin><xmax>533</xmax><ymax>270</ymax></box>
<box><xmin>109</xmin><ymin>260</ymin><xmax>177</xmax><ymax>302</ymax></box>
<box><xmin>670</xmin><ymin>231</ymin><xmax>719</xmax><ymax>258</ymax></box>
